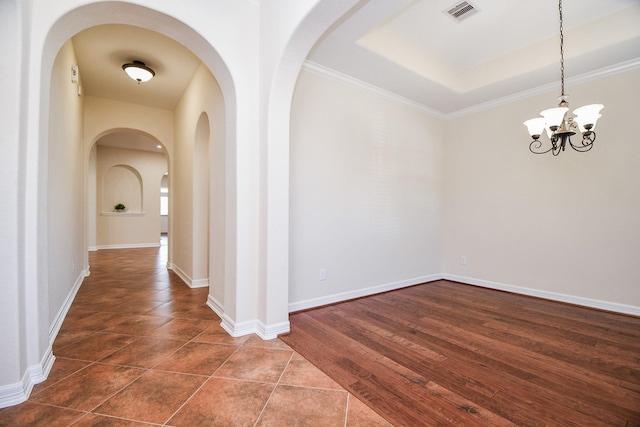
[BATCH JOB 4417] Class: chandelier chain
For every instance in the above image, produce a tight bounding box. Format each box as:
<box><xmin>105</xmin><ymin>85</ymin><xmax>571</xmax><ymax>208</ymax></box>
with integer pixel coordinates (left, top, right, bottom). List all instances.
<box><xmin>559</xmin><ymin>0</ymin><xmax>565</xmax><ymax>97</ymax></box>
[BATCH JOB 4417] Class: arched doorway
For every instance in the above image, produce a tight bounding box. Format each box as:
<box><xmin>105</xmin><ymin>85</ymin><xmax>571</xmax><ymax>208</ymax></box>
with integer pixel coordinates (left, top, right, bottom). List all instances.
<box><xmin>7</xmin><ymin>0</ymin><xmax>367</xmax><ymax>406</ymax></box>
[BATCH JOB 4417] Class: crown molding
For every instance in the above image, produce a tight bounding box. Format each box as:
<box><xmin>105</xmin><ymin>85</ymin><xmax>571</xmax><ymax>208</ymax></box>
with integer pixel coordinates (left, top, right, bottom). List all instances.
<box><xmin>303</xmin><ymin>58</ymin><xmax>640</xmax><ymax>121</ymax></box>
<box><xmin>447</xmin><ymin>58</ymin><xmax>640</xmax><ymax>119</ymax></box>
<box><xmin>302</xmin><ymin>61</ymin><xmax>448</xmax><ymax>120</ymax></box>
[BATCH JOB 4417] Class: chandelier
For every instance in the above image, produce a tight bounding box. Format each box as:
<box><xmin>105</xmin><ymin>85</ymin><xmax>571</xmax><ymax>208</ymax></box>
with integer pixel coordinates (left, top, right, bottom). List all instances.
<box><xmin>523</xmin><ymin>0</ymin><xmax>603</xmax><ymax>156</ymax></box>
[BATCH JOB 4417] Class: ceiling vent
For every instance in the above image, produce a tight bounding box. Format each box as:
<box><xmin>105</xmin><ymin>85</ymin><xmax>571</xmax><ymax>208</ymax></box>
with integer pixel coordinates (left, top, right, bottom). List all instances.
<box><xmin>444</xmin><ymin>1</ymin><xmax>479</xmax><ymax>22</ymax></box>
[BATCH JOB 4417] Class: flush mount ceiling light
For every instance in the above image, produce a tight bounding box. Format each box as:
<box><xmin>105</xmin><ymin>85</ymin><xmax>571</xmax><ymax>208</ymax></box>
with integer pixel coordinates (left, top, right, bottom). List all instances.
<box><xmin>122</xmin><ymin>60</ymin><xmax>155</xmax><ymax>84</ymax></box>
<box><xmin>523</xmin><ymin>0</ymin><xmax>603</xmax><ymax>156</ymax></box>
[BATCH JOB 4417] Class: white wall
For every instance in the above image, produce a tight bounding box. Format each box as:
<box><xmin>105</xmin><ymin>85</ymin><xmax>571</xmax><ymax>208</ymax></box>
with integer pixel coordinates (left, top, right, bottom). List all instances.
<box><xmin>0</xmin><ymin>0</ymin><xmax>25</xmax><ymax>388</ymax></box>
<box><xmin>95</xmin><ymin>145</ymin><xmax>167</xmax><ymax>248</ymax></box>
<box><xmin>47</xmin><ymin>39</ymin><xmax>85</xmax><ymax>327</ymax></box>
<box><xmin>443</xmin><ymin>68</ymin><xmax>640</xmax><ymax>311</ymax></box>
<box><xmin>173</xmin><ymin>64</ymin><xmax>226</xmax><ymax>295</ymax></box>
<box><xmin>289</xmin><ymin>69</ymin><xmax>445</xmax><ymax>309</ymax></box>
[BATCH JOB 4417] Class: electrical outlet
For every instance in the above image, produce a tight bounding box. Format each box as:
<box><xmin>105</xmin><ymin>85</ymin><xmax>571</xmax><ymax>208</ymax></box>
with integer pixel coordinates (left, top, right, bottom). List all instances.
<box><xmin>72</xmin><ymin>261</ymin><xmax>76</xmax><ymax>272</ymax></box>
<box><xmin>319</xmin><ymin>268</ymin><xmax>327</xmax><ymax>281</ymax></box>
<box><xmin>460</xmin><ymin>256</ymin><xmax>467</xmax><ymax>265</ymax></box>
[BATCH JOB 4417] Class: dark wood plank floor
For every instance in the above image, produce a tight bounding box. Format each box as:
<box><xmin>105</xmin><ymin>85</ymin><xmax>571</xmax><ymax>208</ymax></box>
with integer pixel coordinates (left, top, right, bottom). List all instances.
<box><xmin>280</xmin><ymin>280</ymin><xmax>640</xmax><ymax>426</ymax></box>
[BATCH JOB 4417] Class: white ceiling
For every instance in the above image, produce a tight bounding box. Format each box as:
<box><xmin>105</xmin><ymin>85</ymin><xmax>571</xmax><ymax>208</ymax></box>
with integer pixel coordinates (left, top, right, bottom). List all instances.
<box><xmin>72</xmin><ymin>0</ymin><xmax>640</xmax><ymax>119</ymax></box>
<box><xmin>309</xmin><ymin>0</ymin><xmax>640</xmax><ymax>115</ymax></box>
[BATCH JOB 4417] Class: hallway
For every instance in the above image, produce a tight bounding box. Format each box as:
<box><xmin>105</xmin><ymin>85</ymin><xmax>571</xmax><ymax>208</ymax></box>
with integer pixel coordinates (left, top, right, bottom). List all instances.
<box><xmin>0</xmin><ymin>246</ymin><xmax>390</xmax><ymax>426</ymax></box>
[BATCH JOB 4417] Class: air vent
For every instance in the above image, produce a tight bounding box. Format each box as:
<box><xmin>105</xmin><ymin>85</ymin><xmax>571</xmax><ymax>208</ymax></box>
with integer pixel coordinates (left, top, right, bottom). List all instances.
<box><xmin>444</xmin><ymin>1</ymin><xmax>479</xmax><ymax>22</ymax></box>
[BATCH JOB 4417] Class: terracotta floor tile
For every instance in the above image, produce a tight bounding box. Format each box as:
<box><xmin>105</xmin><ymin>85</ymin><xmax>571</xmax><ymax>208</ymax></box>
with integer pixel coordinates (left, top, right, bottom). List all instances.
<box><xmin>52</xmin><ymin>329</ymin><xmax>96</xmax><ymax>352</ymax></box>
<box><xmin>143</xmin><ymin>300</ymin><xmax>195</xmax><ymax>318</ymax></box>
<box><xmin>60</xmin><ymin>310</ymin><xmax>130</xmax><ymax>332</ymax></box>
<box><xmin>31</xmin><ymin>357</ymin><xmax>90</xmax><ymax>396</ymax></box>
<box><xmin>60</xmin><ymin>307</ymin><xmax>98</xmax><ymax>327</ymax></box>
<box><xmin>103</xmin><ymin>300</ymin><xmax>166</xmax><ymax>316</ymax></box>
<box><xmin>54</xmin><ymin>332</ymin><xmax>138</xmax><ymax>361</ymax></box>
<box><xmin>99</xmin><ymin>337</ymin><xmax>187</xmax><ymax>368</ymax></box>
<box><xmin>214</xmin><ymin>346</ymin><xmax>293</xmax><ymax>383</ymax></box>
<box><xmin>256</xmin><ymin>384</ymin><xmax>348</xmax><ymax>426</ymax></box>
<box><xmin>94</xmin><ymin>370</ymin><xmax>206</xmax><ymax>424</ymax></box>
<box><xmin>167</xmin><ymin>377</ymin><xmax>274</xmax><ymax>427</ymax></box>
<box><xmin>0</xmin><ymin>401</ymin><xmax>85</xmax><ymax>427</ymax></box>
<box><xmin>153</xmin><ymin>341</ymin><xmax>236</xmax><ymax>375</ymax></box>
<box><xmin>148</xmin><ymin>318</ymin><xmax>216</xmax><ymax>340</ymax></box>
<box><xmin>102</xmin><ymin>314</ymin><xmax>172</xmax><ymax>336</ymax></box>
<box><xmin>178</xmin><ymin>303</ymin><xmax>220</xmax><ymax>320</ymax></box>
<box><xmin>279</xmin><ymin>352</ymin><xmax>343</xmax><ymax>390</ymax></box>
<box><xmin>193</xmin><ymin>323</ymin><xmax>250</xmax><ymax>346</ymax></box>
<box><xmin>30</xmin><ymin>363</ymin><xmax>145</xmax><ymax>411</ymax></box>
<box><xmin>2</xmin><ymin>246</ymin><xmax>375</xmax><ymax>426</ymax></box>
<box><xmin>346</xmin><ymin>395</ymin><xmax>394</xmax><ymax>426</ymax></box>
<box><xmin>244</xmin><ymin>334</ymin><xmax>290</xmax><ymax>350</ymax></box>
<box><xmin>72</xmin><ymin>413</ymin><xmax>158</xmax><ymax>426</ymax></box>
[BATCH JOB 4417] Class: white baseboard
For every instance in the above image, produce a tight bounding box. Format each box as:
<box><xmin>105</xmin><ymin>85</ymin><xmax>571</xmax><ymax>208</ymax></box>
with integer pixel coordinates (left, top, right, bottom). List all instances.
<box><xmin>88</xmin><ymin>246</ymin><xmax>98</xmax><ymax>252</ymax></box>
<box><xmin>206</xmin><ymin>295</ymin><xmax>224</xmax><ymax>318</ymax></box>
<box><xmin>256</xmin><ymin>320</ymin><xmax>290</xmax><ymax>340</ymax></box>
<box><xmin>220</xmin><ymin>315</ymin><xmax>257</xmax><ymax>338</ymax></box>
<box><xmin>169</xmin><ymin>264</ymin><xmax>209</xmax><ymax>289</ymax></box>
<box><xmin>49</xmin><ymin>269</ymin><xmax>87</xmax><ymax>344</ymax></box>
<box><xmin>96</xmin><ymin>243</ymin><xmax>160</xmax><ymax>250</ymax></box>
<box><xmin>218</xmin><ymin>314</ymin><xmax>289</xmax><ymax>340</ymax></box>
<box><xmin>190</xmin><ymin>278</ymin><xmax>209</xmax><ymax>289</ymax></box>
<box><xmin>0</xmin><ymin>348</ymin><xmax>55</xmax><ymax>409</ymax></box>
<box><xmin>288</xmin><ymin>274</ymin><xmax>444</xmax><ymax>313</ymax></box>
<box><xmin>444</xmin><ymin>274</ymin><xmax>640</xmax><ymax>316</ymax></box>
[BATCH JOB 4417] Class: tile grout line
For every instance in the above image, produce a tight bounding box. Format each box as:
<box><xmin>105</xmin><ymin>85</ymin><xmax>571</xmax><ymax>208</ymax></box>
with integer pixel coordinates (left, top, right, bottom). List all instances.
<box><xmin>161</xmin><ymin>337</ymin><xmax>247</xmax><ymax>425</ymax></box>
<box><xmin>344</xmin><ymin>393</ymin><xmax>351</xmax><ymax>427</ymax></box>
<box><xmin>252</xmin><ymin>350</ymin><xmax>296</xmax><ymax>426</ymax></box>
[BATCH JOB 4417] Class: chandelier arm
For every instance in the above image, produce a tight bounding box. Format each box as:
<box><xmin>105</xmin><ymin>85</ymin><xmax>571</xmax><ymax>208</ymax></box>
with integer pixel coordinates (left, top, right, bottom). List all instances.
<box><xmin>529</xmin><ymin>138</ymin><xmax>554</xmax><ymax>155</ymax></box>
<box><xmin>569</xmin><ymin>132</ymin><xmax>596</xmax><ymax>152</ymax></box>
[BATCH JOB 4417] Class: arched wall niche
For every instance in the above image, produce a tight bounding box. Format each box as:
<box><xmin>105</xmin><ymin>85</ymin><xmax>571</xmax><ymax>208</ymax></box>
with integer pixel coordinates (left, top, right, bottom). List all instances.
<box><xmin>101</xmin><ymin>164</ymin><xmax>143</xmax><ymax>213</ymax></box>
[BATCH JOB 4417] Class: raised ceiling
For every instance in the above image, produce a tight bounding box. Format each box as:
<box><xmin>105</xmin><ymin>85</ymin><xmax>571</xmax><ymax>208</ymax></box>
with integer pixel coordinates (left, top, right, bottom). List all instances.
<box><xmin>71</xmin><ymin>0</ymin><xmax>640</xmax><ymax>118</ymax></box>
<box><xmin>308</xmin><ymin>0</ymin><xmax>640</xmax><ymax>116</ymax></box>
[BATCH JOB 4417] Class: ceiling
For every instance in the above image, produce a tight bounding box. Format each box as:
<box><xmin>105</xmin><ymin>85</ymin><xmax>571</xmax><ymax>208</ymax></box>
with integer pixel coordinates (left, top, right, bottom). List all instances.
<box><xmin>73</xmin><ymin>0</ymin><xmax>640</xmax><ymax>121</ymax></box>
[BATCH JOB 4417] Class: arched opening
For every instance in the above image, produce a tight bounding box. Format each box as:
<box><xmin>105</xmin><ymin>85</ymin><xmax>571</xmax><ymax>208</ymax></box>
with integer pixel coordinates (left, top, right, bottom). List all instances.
<box><xmin>90</xmin><ymin>130</ymin><xmax>168</xmax><ymax>249</ymax></box>
<box><xmin>37</xmin><ymin>3</ymin><xmax>235</xmax><ymax>349</ymax></box>
<box><xmin>5</xmin><ymin>0</ymin><xmax>373</xmax><ymax>407</ymax></box>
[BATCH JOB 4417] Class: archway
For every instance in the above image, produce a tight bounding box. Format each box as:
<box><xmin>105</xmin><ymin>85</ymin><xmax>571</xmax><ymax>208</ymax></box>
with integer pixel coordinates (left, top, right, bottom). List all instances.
<box><xmin>31</xmin><ymin>2</ymin><xmax>236</xmax><ymax>377</ymax></box>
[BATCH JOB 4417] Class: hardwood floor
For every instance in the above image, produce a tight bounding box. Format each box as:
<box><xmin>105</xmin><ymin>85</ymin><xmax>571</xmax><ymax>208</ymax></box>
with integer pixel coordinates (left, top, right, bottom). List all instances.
<box><xmin>280</xmin><ymin>280</ymin><xmax>640</xmax><ymax>426</ymax></box>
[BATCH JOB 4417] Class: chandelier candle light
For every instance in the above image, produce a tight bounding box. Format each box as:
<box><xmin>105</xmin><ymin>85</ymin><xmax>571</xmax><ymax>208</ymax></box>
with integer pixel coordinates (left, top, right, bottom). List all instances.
<box><xmin>523</xmin><ymin>0</ymin><xmax>603</xmax><ymax>156</ymax></box>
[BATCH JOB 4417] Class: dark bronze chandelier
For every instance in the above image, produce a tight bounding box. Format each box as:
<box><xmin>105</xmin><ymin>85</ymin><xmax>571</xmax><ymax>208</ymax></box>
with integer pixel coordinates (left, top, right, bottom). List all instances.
<box><xmin>523</xmin><ymin>0</ymin><xmax>603</xmax><ymax>156</ymax></box>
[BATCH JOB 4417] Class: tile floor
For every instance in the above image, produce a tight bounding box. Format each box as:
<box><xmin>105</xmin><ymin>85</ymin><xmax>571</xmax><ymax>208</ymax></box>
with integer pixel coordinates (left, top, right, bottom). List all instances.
<box><xmin>0</xmin><ymin>242</ymin><xmax>391</xmax><ymax>426</ymax></box>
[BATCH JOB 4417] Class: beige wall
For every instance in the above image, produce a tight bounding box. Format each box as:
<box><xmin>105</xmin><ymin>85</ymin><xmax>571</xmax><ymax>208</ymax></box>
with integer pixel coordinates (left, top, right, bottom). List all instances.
<box><xmin>95</xmin><ymin>145</ymin><xmax>167</xmax><ymax>248</ymax></box>
<box><xmin>47</xmin><ymin>39</ymin><xmax>85</xmax><ymax>326</ymax></box>
<box><xmin>443</xmin><ymin>68</ymin><xmax>640</xmax><ymax>309</ymax></box>
<box><xmin>289</xmin><ymin>69</ymin><xmax>445</xmax><ymax>309</ymax></box>
<box><xmin>173</xmin><ymin>64</ymin><xmax>226</xmax><ymax>297</ymax></box>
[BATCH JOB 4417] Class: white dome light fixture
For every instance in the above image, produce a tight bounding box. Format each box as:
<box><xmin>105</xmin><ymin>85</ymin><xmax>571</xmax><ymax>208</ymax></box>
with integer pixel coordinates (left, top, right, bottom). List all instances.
<box><xmin>122</xmin><ymin>60</ymin><xmax>155</xmax><ymax>84</ymax></box>
<box><xmin>523</xmin><ymin>0</ymin><xmax>603</xmax><ymax>156</ymax></box>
